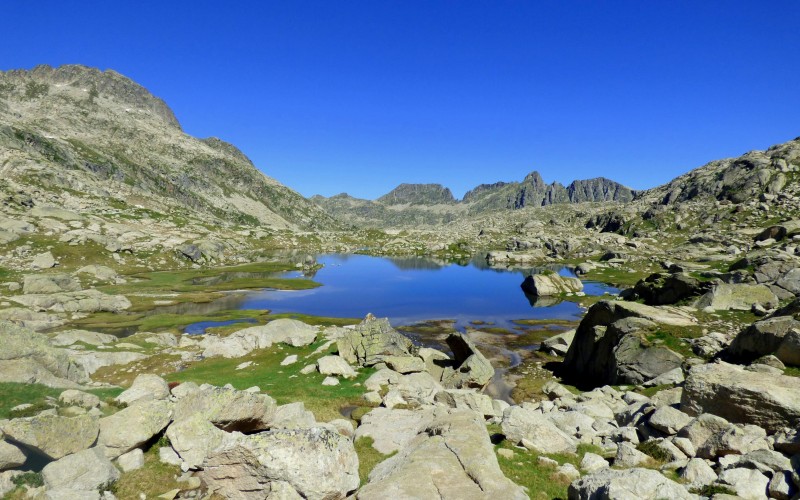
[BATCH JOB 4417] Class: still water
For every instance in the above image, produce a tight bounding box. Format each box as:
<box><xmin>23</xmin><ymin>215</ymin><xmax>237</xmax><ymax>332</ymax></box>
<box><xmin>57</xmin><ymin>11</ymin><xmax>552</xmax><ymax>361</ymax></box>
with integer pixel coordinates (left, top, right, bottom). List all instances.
<box><xmin>185</xmin><ymin>253</ymin><xmax>616</xmax><ymax>334</ymax></box>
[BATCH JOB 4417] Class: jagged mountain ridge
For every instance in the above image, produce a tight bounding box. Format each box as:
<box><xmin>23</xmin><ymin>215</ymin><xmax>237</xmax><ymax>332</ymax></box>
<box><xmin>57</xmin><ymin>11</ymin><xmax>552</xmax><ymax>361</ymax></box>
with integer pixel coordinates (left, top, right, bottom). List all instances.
<box><xmin>312</xmin><ymin>171</ymin><xmax>635</xmax><ymax>227</ymax></box>
<box><xmin>0</xmin><ymin>64</ymin><xmax>336</xmax><ymax>230</ymax></box>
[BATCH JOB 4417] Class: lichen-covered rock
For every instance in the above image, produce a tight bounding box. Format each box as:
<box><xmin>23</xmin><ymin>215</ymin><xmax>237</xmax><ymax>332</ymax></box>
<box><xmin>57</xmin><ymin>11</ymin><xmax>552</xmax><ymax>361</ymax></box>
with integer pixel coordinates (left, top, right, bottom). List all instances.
<box><xmin>173</xmin><ymin>385</ymin><xmax>276</xmax><ymax>432</ymax></box>
<box><xmin>681</xmin><ymin>361</ymin><xmax>800</xmax><ymax>432</ymax></box>
<box><xmin>501</xmin><ymin>405</ymin><xmax>577</xmax><ymax>454</ymax></box>
<box><xmin>115</xmin><ymin>374</ymin><xmax>170</xmax><ymax>405</ymax></box>
<box><xmin>200</xmin><ymin>427</ymin><xmax>359</xmax><ymax>500</ymax></box>
<box><xmin>354</xmin><ymin>407</ymin><xmax>439</xmax><ymax>454</ymax></box>
<box><xmin>317</xmin><ymin>355</ymin><xmax>357</xmax><ymax>379</ymax></box>
<box><xmin>695</xmin><ymin>283</ymin><xmax>778</xmax><ymax>311</ymax></box>
<box><xmin>521</xmin><ymin>272</ymin><xmax>583</xmax><ymax>296</ymax></box>
<box><xmin>0</xmin><ymin>414</ymin><xmax>98</xmax><ymax>460</ymax></box>
<box><xmin>358</xmin><ymin>410</ymin><xmax>527</xmax><ymax>500</ymax></box>
<box><xmin>201</xmin><ymin>318</ymin><xmax>318</xmax><ymax>358</ymax></box>
<box><xmin>10</xmin><ymin>289</ymin><xmax>131</xmax><ymax>313</ymax></box>
<box><xmin>22</xmin><ymin>273</ymin><xmax>81</xmax><ymax>294</ymax></box>
<box><xmin>165</xmin><ymin>414</ymin><xmax>237</xmax><ymax>470</ymax></box>
<box><xmin>337</xmin><ymin>315</ymin><xmax>414</xmax><ymax>366</ymax></box>
<box><xmin>727</xmin><ymin>315</ymin><xmax>800</xmax><ymax>364</ymax></box>
<box><xmin>99</xmin><ymin>399</ymin><xmax>173</xmax><ymax>458</ymax></box>
<box><xmin>0</xmin><ymin>320</ymin><xmax>88</xmax><ymax>388</ymax></box>
<box><xmin>568</xmin><ymin>467</ymin><xmax>696</xmax><ymax>499</ymax></box>
<box><xmin>440</xmin><ymin>333</ymin><xmax>494</xmax><ymax>389</ymax></box>
<box><xmin>42</xmin><ymin>447</ymin><xmax>120</xmax><ymax>491</ymax></box>
<box><xmin>0</xmin><ymin>440</ymin><xmax>25</xmax><ymax>471</ymax></box>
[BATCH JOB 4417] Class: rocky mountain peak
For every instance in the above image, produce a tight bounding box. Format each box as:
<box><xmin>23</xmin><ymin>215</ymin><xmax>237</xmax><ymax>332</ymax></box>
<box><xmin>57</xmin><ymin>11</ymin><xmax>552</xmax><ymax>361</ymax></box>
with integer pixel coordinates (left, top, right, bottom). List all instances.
<box><xmin>377</xmin><ymin>183</ymin><xmax>457</xmax><ymax>205</ymax></box>
<box><xmin>0</xmin><ymin>64</ymin><xmax>181</xmax><ymax>129</ymax></box>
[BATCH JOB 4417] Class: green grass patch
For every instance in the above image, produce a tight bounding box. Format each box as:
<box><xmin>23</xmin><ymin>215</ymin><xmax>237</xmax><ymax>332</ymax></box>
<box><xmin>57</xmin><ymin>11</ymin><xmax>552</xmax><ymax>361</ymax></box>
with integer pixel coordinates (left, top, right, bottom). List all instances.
<box><xmin>167</xmin><ymin>340</ymin><xmax>375</xmax><ymax>422</ymax></box>
<box><xmin>354</xmin><ymin>436</ymin><xmax>397</xmax><ymax>485</ymax></box>
<box><xmin>111</xmin><ymin>444</ymin><xmax>183</xmax><ymax>500</ymax></box>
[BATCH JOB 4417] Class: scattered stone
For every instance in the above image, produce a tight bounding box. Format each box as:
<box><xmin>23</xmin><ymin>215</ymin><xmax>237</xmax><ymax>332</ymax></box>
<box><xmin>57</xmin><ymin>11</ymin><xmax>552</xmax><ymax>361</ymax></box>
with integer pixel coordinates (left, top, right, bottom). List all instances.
<box><xmin>115</xmin><ymin>374</ymin><xmax>171</xmax><ymax>405</ymax></box>
<box><xmin>0</xmin><ymin>414</ymin><xmax>99</xmax><ymax>460</ymax></box>
<box><xmin>99</xmin><ymin>399</ymin><xmax>174</xmax><ymax>459</ymax></box>
<box><xmin>42</xmin><ymin>447</ymin><xmax>120</xmax><ymax>491</ymax></box>
<box><xmin>317</xmin><ymin>355</ymin><xmax>357</xmax><ymax>379</ymax></box>
<box><xmin>520</xmin><ymin>272</ymin><xmax>583</xmax><ymax>296</ymax></box>
<box><xmin>117</xmin><ymin>448</ymin><xmax>145</xmax><ymax>472</ymax></box>
<box><xmin>568</xmin><ymin>467</ymin><xmax>695</xmax><ymax>499</ymax></box>
<box><xmin>337</xmin><ymin>315</ymin><xmax>414</xmax><ymax>366</ymax></box>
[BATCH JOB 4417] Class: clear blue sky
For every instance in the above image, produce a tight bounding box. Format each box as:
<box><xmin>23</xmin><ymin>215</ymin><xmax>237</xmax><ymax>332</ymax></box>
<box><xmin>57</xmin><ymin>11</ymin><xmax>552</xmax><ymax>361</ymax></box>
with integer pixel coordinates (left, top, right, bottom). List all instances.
<box><xmin>3</xmin><ymin>1</ymin><xmax>799</xmax><ymax>199</ymax></box>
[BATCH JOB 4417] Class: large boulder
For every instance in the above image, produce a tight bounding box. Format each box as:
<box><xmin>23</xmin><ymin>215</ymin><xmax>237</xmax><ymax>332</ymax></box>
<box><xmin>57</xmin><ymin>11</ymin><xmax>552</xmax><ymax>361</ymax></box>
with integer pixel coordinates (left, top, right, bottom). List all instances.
<box><xmin>681</xmin><ymin>361</ymin><xmax>800</xmax><ymax>432</ymax></box>
<box><xmin>22</xmin><ymin>274</ymin><xmax>81</xmax><ymax>294</ymax></box>
<box><xmin>520</xmin><ymin>272</ymin><xmax>583</xmax><ymax>296</ymax></box>
<box><xmin>98</xmin><ymin>399</ymin><xmax>173</xmax><ymax>459</ymax></box>
<box><xmin>0</xmin><ymin>414</ymin><xmax>98</xmax><ymax>460</ymax></box>
<box><xmin>201</xmin><ymin>318</ymin><xmax>318</xmax><ymax>358</ymax></box>
<box><xmin>0</xmin><ymin>440</ymin><xmax>26</xmax><ymax>471</ymax></box>
<box><xmin>337</xmin><ymin>315</ymin><xmax>414</xmax><ymax>366</ymax></box>
<box><xmin>41</xmin><ymin>447</ymin><xmax>120</xmax><ymax>491</ymax></box>
<box><xmin>631</xmin><ymin>273</ymin><xmax>709</xmax><ymax>305</ymax></box>
<box><xmin>199</xmin><ymin>427</ymin><xmax>359</xmax><ymax>500</ymax></box>
<box><xmin>440</xmin><ymin>333</ymin><xmax>494</xmax><ymax>389</ymax></box>
<box><xmin>727</xmin><ymin>315</ymin><xmax>800</xmax><ymax>365</ymax></box>
<box><xmin>50</xmin><ymin>329</ymin><xmax>117</xmax><ymax>347</ymax></box>
<box><xmin>562</xmin><ymin>301</ymin><xmax>689</xmax><ymax>386</ymax></box>
<box><xmin>501</xmin><ymin>405</ymin><xmax>577</xmax><ymax>454</ymax></box>
<box><xmin>695</xmin><ymin>283</ymin><xmax>778</xmax><ymax>311</ymax></box>
<box><xmin>115</xmin><ymin>374</ymin><xmax>171</xmax><ymax>405</ymax></box>
<box><xmin>358</xmin><ymin>410</ymin><xmax>527</xmax><ymax>500</ymax></box>
<box><xmin>354</xmin><ymin>407</ymin><xmax>439</xmax><ymax>454</ymax></box>
<box><xmin>166</xmin><ymin>414</ymin><xmax>238</xmax><ymax>470</ymax></box>
<box><xmin>173</xmin><ymin>385</ymin><xmax>276</xmax><ymax>432</ymax></box>
<box><xmin>0</xmin><ymin>320</ymin><xmax>88</xmax><ymax>387</ymax></box>
<box><xmin>567</xmin><ymin>467</ymin><xmax>695</xmax><ymax>499</ymax></box>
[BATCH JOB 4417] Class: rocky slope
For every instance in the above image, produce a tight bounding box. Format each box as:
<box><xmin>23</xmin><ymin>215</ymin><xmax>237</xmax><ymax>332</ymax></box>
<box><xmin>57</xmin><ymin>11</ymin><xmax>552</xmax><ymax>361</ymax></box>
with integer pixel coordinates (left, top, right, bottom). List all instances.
<box><xmin>376</xmin><ymin>183</ymin><xmax>456</xmax><ymax>205</ymax></box>
<box><xmin>0</xmin><ymin>64</ymin><xmax>336</xmax><ymax>231</ymax></box>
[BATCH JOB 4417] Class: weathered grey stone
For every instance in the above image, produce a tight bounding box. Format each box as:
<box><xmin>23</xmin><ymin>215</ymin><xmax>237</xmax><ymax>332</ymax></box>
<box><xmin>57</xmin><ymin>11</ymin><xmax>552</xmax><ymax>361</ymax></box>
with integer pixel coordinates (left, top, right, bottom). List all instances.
<box><xmin>358</xmin><ymin>410</ymin><xmax>527</xmax><ymax>500</ymax></box>
<box><xmin>337</xmin><ymin>315</ymin><xmax>413</xmax><ymax>366</ymax></box>
<box><xmin>74</xmin><ymin>264</ymin><xmax>119</xmax><ymax>282</ymax></box>
<box><xmin>270</xmin><ymin>402</ymin><xmax>317</xmax><ymax>430</ymax></box>
<box><xmin>567</xmin><ymin>467</ymin><xmax>695</xmax><ymax>499</ymax></box>
<box><xmin>58</xmin><ymin>390</ymin><xmax>101</xmax><ymax>409</ymax></box>
<box><xmin>383</xmin><ymin>355</ymin><xmax>426</xmax><ymax>374</ymax></box>
<box><xmin>51</xmin><ymin>329</ymin><xmax>117</xmax><ymax>347</ymax></box>
<box><xmin>440</xmin><ymin>333</ymin><xmax>494</xmax><ymax>389</ymax></box>
<box><xmin>166</xmin><ymin>414</ymin><xmax>235</xmax><ymax>470</ymax></box>
<box><xmin>677</xmin><ymin>413</ymin><xmax>732</xmax><ymax>450</ymax></box>
<box><xmin>768</xmin><ymin>471</ymin><xmax>797</xmax><ymax>500</ymax></box>
<box><xmin>68</xmin><ymin>350</ymin><xmax>148</xmax><ymax>376</ymax></box>
<box><xmin>434</xmin><ymin>389</ymin><xmax>496</xmax><ymax>418</ymax></box>
<box><xmin>716</xmin><ymin>467</ymin><xmax>769</xmax><ymax>499</ymax></box>
<box><xmin>679</xmin><ymin>458</ymin><xmax>717</xmax><ymax>487</ymax></box>
<box><xmin>648</xmin><ymin>406</ymin><xmax>692</xmax><ymax>435</ymax></box>
<box><xmin>117</xmin><ymin>448</ymin><xmax>144</xmax><ymax>472</ymax></box>
<box><xmin>200</xmin><ymin>427</ymin><xmax>359</xmax><ymax>500</ymax></box>
<box><xmin>173</xmin><ymin>386</ymin><xmax>276</xmax><ymax>432</ymax></box>
<box><xmin>697</xmin><ymin>425</ymin><xmax>769</xmax><ymax>459</ymax></box>
<box><xmin>22</xmin><ymin>273</ymin><xmax>81</xmax><ymax>294</ymax></box>
<box><xmin>0</xmin><ymin>440</ymin><xmax>25</xmax><ymax>471</ymax></box>
<box><xmin>501</xmin><ymin>405</ymin><xmax>577</xmax><ymax>454</ymax></box>
<box><xmin>775</xmin><ymin>329</ymin><xmax>800</xmax><ymax>366</ymax></box>
<box><xmin>728</xmin><ymin>316</ymin><xmax>800</xmax><ymax>363</ymax></box>
<box><xmin>0</xmin><ymin>320</ymin><xmax>88</xmax><ymax>388</ymax></box>
<box><xmin>581</xmin><ymin>453</ymin><xmax>609</xmax><ymax>473</ymax></box>
<box><xmin>317</xmin><ymin>355</ymin><xmax>357</xmax><ymax>379</ymax></box>
<box><xmin>31</xmin><ymin>252</ymin><xmax>56</xmax><ymax>270</ymax></box>
<box><xmin>614</xmin><ymin>442</ymin><xmax>651</xmax><ymax>468</ymax></box>
<box><xmin>115</xmin><ymin>373</ymin><xmax>170</xmax><ymax>405</ymax></box>
<box><xmin>99</xmin><ymin>399</ymin><xmax>173</xmax><ymax>459</ymax></box>
<box><xmin>200</xmin><ymin>319</ymin><xmax>318</xmax><ymax>358</ymax></box>
<box><xmin>681</xmin><ymin>361</ymin><xmax>800</xmax><ymax>432</ymax></box>
<box><xmin>42</xmin><ymin>447</ymin><xmax>120</xmax><ymax>491</ymax></box>
<box><xmin>521</xmin><ymin>272</ymin><xmax>583</xmax><ymax>296</ymax></box>
<box><xmin>561</xmin><ymin>301</ymin><xmax>691</xmax><ymax>387</ymax></box>
<box><xmin>696</xmin><ymin>283</ymin><xmax>779</xmax><ymax>311</ymax></box>
<box><xmin>0</xmin><ymin>414</ymin><xmax>98</xmax><ymax>460</ymax></box>
<box><xmin>354</xmin><ymin>407</ymin><xmax>438</xmax><ymax>454</ymax></box>
<box><xmin>11</xmin><ymin>289</ymin><xmax>132</xmax><ymax>313</ymax></box>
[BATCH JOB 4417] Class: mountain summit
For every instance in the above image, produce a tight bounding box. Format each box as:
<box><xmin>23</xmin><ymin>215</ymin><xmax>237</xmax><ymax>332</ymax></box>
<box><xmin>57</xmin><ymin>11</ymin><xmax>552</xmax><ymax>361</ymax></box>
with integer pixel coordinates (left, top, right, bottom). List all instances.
<box><xmin>0</xmin><ymin>64</ymin><xmax>334</xmax><ymax>230</ymax></box>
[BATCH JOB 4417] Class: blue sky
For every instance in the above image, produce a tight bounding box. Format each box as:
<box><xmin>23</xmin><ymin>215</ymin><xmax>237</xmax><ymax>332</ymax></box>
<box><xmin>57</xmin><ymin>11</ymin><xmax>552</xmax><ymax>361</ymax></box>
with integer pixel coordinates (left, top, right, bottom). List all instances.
<box><xmin>3</xmin><ymin>1</ymin><xmax>799</xmax><ymax>199</ymax></box>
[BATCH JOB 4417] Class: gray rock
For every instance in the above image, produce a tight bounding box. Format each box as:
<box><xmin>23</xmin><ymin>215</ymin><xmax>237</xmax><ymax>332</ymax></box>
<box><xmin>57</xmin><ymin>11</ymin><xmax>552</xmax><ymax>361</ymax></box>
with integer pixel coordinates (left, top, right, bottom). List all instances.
<box><xmin>173</xmin><ymin>385</ymin><xmax>276</xmax><ymax>432</ymax></box>
<box><xmin>99</xmin><ymin>399</ymin><xmax>173</xmax><ymax>458</ymax></box>
<box><xmin>681</xmin><ymin>361</ymin><xmax>800</xmax><ymax>432</ymax></box>
<box><xmin>768</xmin><ymin>471</ymin><xmax>797</xmax><ymax>500</ymax></box>
<box><xmin>521</xmin><ymin>272</ymin><xmax>583</xmax><ymax>296</ymax></box>
<box><xmin>337</xmin><ymin>315</ymin><xmax>414</xmax><ymax>366</ymax></box>
<box><xmin>74</xmin><ymin>265</ymin><xmax>118</xmax><ymax>282</ymax></box>
<box><xmin>31</xmin><ymin>251</ymin><xmax>56</xmax><ymax>270</ymax></box>
<box><xmin>50</xmin><ymin>329</ymin><xmax>117</xmax><ymax>347</ymax></box>
<box><xmin>567</xmin><ymin>467</ymin><xmax>695</xmax><ymax>499</ymax></box>
<box><xmin>614</xmin><ymin>442</ymin><xmax>651</xmax><ymax>468</ymax></box>
<box><xmin>166</xmin><ymin>414</ymin><xmax>236</xmax><ymax>470</ymax></box>
<box><xmin>0</xmin><ymin>414</ymin><xmax>99</xmax><ymax>460</ymax></box>
<box><xmin>697</xmin><ymin>425</ymin><xmax>769</xmax><ymax>459</ymax></box>
<box><xmin>58</xmin><ymin>390</ymin><xmax>101</xmax><ymax>409</ymax></box>
<box><xmin>42</xmin><ymin>447</ymin><xmax>120</xmax><ymax>491</ymax></box>
<box><xmin>201</xmin><ymin>319</ymin><xmax>317</xmax><ymax>358</ymax></box>
<box><xmin>11</xmin><ymin>289</ymin><xmax>131</xmax><ymax>313</ymax></box>
<box><xmin>581</xmin><ymin>453</ymin><xmax>609</xmax><ymax>473</ymax></box>
<box><xmin>200</xmin><ymin>427</ymin><xmax>359</xmax><ymax>500</ymax></box>
<box><xmin>115</xmin><ymin>374</ymin><xmax>170</xmax><ymax>405</ymax></box>
<box><xmin>117</xmin><ymin>448</ymin><xmax>144</xmax><ymax>472</ymax></box>
<box><xmin>440</xmin><ymin>333</ymin><xmax>494</xmax><ymax>389</ymax></box>
<box><xmin>716</xmin><ymin>467</ymin><xmax>769</xmax><ymax>499</ymax></box>
<box><xmin>354</xmin><ymin>407</ymin><xmax>438</xmax><ymax>454</ymax></box>
<box><xmin>383</xmin><ymin>355</ymin><xmax>426</xmax><ymax>374</ymax></box>
<box><xmin>679</xmin><ymin>458</ymin><xmax>717</xmax><ymax>487</ymax></box>
<box><xmin>775</xmin><ymin>329</ymin><xmax>800</xmax><ymax>366</ymax></box>
<box><xmin>648</xmin><ymin>406</ymin><xmax>693</xmax><ymax>435</ymax></box>
<box><xmin>0</xmin><ymin>320</ymin><xmax>88</xmax><ymax>388</ymax></box>
<box><xmin>358</xmin><ymin>410</ymin><xmax>527</xmax><ymax>500</ymax></box>
<box><xmin>728</xmin><ymin>316</ymin><xmax>800</xmax><ymax>363</ymax></box>
<box><xmin>22</xmin><ymin>273</ymin><xmax>81</xmax><ymax>294</ymax></box>
<box><xmin>317</xmin><ymin>355</ymin><xmax>357</xmax><ymax>379</ymax></box>
<box><xmin>434</xmin><ymin>389</ymin><xmax>496</xmax><ymax>418</ymax></box>
<box><xmin>0</xmin><ymin>440</ymin><xmax>25</xmax><ymax>471</ymax></box>
<box><xmin>501</xmin><ymin>405</ymin><xmax>577</xmax><ymax>454</ymax></box>
<box><xmin>695</xmin><ymin>283</ymin><xmax>779</xmax><ymax>311</ymax></box>
<box><xmin>677</xmin><ymin>413</ymin><xmax>732</xmax><ymax>450</ymax></box>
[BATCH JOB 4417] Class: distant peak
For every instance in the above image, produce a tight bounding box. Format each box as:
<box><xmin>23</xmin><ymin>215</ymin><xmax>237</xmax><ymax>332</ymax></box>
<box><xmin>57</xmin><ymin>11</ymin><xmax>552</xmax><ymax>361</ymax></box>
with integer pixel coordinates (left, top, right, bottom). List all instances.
<box><xmin>377</xmin><ymin>183</ymin><xmax>456</xmax><ymax>205</ymax></box>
